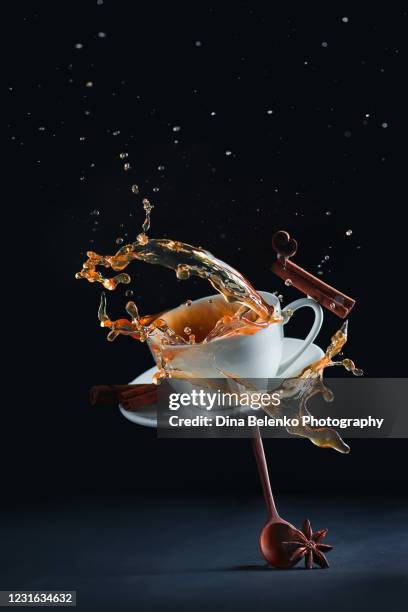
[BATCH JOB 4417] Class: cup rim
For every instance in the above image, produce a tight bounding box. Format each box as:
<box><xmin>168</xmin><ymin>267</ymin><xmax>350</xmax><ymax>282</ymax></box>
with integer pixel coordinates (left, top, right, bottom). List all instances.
<box><xmin>147</xmin><ymin>290</ymin><xmax>280</xmax><ymax>348</ymax></box>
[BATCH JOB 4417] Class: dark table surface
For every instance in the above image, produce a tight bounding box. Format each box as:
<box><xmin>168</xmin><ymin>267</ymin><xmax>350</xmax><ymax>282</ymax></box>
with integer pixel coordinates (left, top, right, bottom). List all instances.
<box><xmin>1</xmin><ymin>493</ymin><xmax>407</xmax><ymax>611</ymax></box>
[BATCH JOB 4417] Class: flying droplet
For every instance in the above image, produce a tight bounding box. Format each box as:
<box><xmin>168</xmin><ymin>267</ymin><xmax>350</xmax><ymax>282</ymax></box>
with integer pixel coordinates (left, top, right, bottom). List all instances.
<box><xmin>125</xmin><ymin>289</ymin><xmax>133</xmax><ymax>297</ymax></box>
<box><xmin>176</xmin><ymin>264</ymin><xmax>190</xmax><ymax>280</ymax></box>
<box><xmin>131</xmin><ymin>184</ymin><xmax>139</xmax><ymax>194</ymax></box>
<box><xmin>123</xmin><ymin>163</ymin><xmax>131</xmax><ymax>171</ymax></box>
<box><xmin>184</xmin><ymin>326</ymin><xmax>192</xmax><ymax>335</ymax></box>
<box><xmin>136</xmin><ymin>233</ymin><xmax>149</xmax><ymax>245</ymax></box>
<box><xmin>119</xmin><ymin>152</ymin><xmax>128</xmax><ymax>159</ymax></box>
<box><xmin>346</xmin><ymin>229</ymin><xmax>353</xmax><ymax>236</ymax></box>
<box><xmin>284</xmin><ymin>279</ymin><xmax>293</xmax><ymax>287</ymax></box>
<box><xmin>172</xmin><ymin>126</ymin><xmax>181</xmax><ymax>132</ymax></box>
<box><xmin>116</xmin><ymin>237</ymin><xmax>124</xmax><ymax>244</ymax></box>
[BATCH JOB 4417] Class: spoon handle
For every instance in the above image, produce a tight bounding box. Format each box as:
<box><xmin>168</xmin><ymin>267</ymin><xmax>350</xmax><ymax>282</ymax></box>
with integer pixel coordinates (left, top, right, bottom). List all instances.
<box><xmin>251</xmin><ymin>426</ymin><xmax>279</xmax><ymax>520</ymax></box>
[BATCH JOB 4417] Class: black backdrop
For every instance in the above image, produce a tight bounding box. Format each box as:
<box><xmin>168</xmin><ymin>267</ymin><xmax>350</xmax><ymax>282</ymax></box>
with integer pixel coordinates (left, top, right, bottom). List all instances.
<box><xmin>5</xmin><ymin>1</ymin><xmax>407</xmax><ymax>500</ymax></box>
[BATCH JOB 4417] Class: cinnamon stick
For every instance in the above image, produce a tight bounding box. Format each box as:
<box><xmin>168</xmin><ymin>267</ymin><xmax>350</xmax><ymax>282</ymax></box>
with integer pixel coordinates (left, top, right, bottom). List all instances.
<box><xmin>271</xmin><ymin>259</ymin><xmax>355</xmax><ymax>318</ymax></box>
<box><xmin>90</xmin><ymin>384</ymin><xmax>158</xmax><ymax>411</ymax></box>
<box><xmin>271</xmin><ymin>230</ymin><xmax>355</xmax><ymax>318</ymax></box>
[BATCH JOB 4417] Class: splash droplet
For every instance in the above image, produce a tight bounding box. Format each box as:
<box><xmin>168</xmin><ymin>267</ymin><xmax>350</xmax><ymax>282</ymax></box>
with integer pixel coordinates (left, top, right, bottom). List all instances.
<box><xmin>136</xmin><ymin>233</ymin><xmax>149</xmax><ymax>245</ymax></box>
<box><xmin>176</xmin><ymin>264</ymin><xmax>190</xmax><ymax>280</ymax></box>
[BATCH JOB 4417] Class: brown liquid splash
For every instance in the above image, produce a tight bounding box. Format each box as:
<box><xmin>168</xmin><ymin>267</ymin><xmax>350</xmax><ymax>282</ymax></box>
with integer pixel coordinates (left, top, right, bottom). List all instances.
<box><xmin>211</xmin><ymin>321</ymin><xmax>362</xmax><ymax>453</ymax></box>
<box><xmin>272</xmin><ymin>320</ymin><xmax>362</xmax><ymax>453</ymax></box>
<box><xmin>76</xmin><ymin>194</ymin><xmax>362</xmax><ymax>451</ymax></box>
<box><xmin>77</xmin><ymin>239</ymin><xmax>277</xmax><ymax>321</ymax></box>
<box><xmin>76</xmin><ymin>198</ymin><xmax>281</xmax><ymax>347</ymax></box>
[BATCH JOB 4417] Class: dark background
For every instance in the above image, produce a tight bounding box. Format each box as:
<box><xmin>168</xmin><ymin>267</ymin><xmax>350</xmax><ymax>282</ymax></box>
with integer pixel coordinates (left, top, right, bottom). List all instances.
<box><xmin>0</xmin><ymin>0</ymin><xmax>408</xmax><ymax>612</ymax></box>
<box><xmin>5</xmin><ymin>3</ymin><xmax>408</xmax><ymax>609</ymax></box>
<box><xmin>5</xmin><ymin>1</ymin><xmax>407</xmax><ymax>498</ymax></box>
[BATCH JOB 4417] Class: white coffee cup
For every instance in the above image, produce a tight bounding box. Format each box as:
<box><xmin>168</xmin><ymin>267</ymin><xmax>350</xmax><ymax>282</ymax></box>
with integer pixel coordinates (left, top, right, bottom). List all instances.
<box><xmin>147</xmin><ymin>291</ymin><xmax>322</xmax><ymax>379</ymax></box>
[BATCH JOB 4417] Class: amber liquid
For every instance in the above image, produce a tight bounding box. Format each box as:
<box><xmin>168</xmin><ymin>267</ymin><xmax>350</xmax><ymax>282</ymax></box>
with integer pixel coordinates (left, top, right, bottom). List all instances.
<box><xmin>76</xmin><ymin>195</ymin><xmax>362</xmax><ymax>452</ymax></box>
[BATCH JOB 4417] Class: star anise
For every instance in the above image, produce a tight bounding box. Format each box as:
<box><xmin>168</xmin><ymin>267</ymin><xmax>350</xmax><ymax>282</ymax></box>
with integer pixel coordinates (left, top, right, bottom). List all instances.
<box><xmin>282</xmin><ymin>519</ymin><xmax>333</xmax><ymax>569</ymax></box>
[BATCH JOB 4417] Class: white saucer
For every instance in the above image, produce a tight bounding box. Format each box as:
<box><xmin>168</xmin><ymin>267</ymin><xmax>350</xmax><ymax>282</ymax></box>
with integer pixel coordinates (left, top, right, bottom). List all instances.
<box><xmin>119</xmin><ymin>337</ymin><xmax>324</xmax><ymax>428</ymax></box>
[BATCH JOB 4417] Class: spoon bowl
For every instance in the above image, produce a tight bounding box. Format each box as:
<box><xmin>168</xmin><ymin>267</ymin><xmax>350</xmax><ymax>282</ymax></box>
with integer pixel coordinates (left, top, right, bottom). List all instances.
<box><xmin>259</xmin><ymin>519</ymin><xmax>301</xmax><ymax>568</ymax></box>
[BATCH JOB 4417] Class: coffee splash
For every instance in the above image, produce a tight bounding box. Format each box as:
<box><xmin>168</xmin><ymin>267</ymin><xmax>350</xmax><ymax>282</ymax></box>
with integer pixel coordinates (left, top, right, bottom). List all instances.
<box><xmin>76</xmin><ymin>197</ymin><xmax>281</xmax><ymax>346</ymax></box>
<box><xmin>192</xmin><ymin>321</ymin><xmax>362</xmax><ymax>453</ymax></box>
<box><xmin>76</xmin><ymin>193</ymin><xmax>362</xmax><ymax>451</ymax></box>
<box><xmin>265</xmin><ymin>321</ymin><xmax>362</xmax><ymax>453</ymax></box>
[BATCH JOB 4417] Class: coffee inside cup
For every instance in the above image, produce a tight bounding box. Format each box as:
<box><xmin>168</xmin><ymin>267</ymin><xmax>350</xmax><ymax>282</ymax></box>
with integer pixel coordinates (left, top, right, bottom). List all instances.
<box><xmin>157</xmin><ymin>295</ymin><xmax>256</xmax><ymax>343</ymax></box>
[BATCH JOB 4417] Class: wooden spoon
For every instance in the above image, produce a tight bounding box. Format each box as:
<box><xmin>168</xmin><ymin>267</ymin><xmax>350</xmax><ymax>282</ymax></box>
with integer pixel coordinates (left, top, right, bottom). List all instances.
<box><xmin>251</xmin><ymin>426</ymin><xmax>303</xmax><ymax>569</ymax></box>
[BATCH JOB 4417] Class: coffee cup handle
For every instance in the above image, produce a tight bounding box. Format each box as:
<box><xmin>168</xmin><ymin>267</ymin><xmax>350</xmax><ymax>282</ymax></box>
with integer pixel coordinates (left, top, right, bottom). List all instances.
<box><xmin>276</xmin><ymin>298</ymin><xmax>323</xmax><ymax>376</ymax></box>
